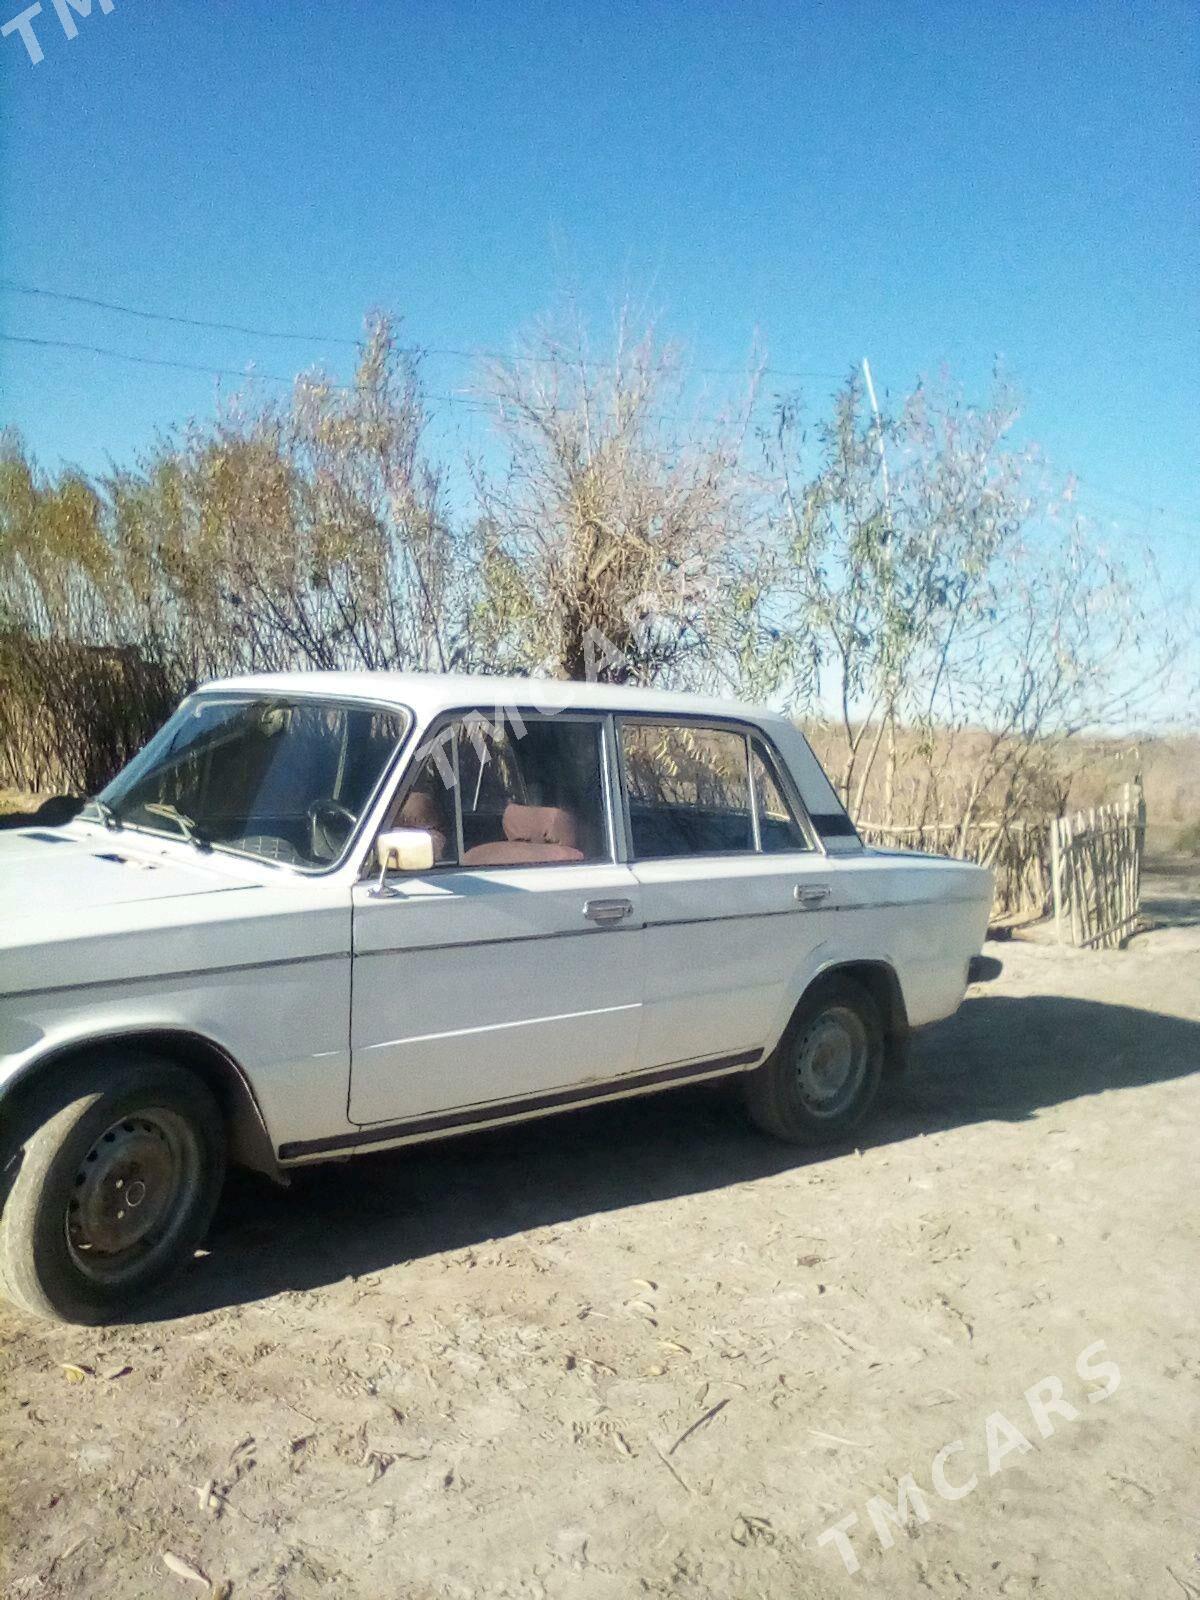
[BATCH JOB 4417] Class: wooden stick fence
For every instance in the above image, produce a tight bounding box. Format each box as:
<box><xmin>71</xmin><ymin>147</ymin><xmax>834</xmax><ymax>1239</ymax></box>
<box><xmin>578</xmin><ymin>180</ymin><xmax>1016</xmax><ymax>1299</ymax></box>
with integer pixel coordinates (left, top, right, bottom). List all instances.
<box><xmin>859</xmin><ymin>784</ymin><xmax>1146</xmax><ymax>943</ymax></box>
<box><xmin>854</xmin><ymin>817</ymin><xmax>1051</xmax><ymax>923</ymax></box>
<box><xmin>1049</xmin><ymin>781</ymin><xmax>1146</xmax><ymax>949</ymax></box>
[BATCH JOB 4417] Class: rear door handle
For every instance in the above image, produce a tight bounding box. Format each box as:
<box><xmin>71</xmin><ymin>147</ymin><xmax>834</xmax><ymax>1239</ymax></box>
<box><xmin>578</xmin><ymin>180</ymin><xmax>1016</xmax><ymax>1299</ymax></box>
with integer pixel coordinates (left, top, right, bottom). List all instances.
<box><xmin>584</xmin><ymin>897</ymin><xmax>634</xmax><ymax>925</ymax></box>
<box><xmin>794</xmin><ymin>884</ymin><xmax>832</xmax><ymax>907</ymax></box>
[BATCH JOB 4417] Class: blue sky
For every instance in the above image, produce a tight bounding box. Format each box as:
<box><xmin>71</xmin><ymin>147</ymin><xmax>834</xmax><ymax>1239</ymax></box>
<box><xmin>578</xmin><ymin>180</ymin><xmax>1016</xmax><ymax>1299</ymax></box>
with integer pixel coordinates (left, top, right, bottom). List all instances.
<box><xmin>1</xmin><ymin>0</ymin><xmax>1197</xmax><ymax>575</ymax></box>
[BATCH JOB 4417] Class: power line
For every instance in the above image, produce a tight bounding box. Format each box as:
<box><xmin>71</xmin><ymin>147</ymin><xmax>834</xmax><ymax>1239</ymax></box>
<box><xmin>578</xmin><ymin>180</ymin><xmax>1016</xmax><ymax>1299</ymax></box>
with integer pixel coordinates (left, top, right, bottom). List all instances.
<box><xmin>0</xmin><ymin>278</ymin><xmax>846</xmax><ymax>383</ymax></box>
<box><xmin>0</xmin><ymin>324</ymin><xmax>833</xmax><ymax>452</ymax></box>
<box><xmin>1075</xmin><ymin>478</ymin><xmax>1200</xmax><ymax>534</ymax></box>
<box><xmin>4</xmin><ymin>329</ymin><xmax>1194</xmax><ymax>540</ymax></box>
<box><xmin>0</xmin><ymin>329</ymin><xmax>798</xmax><ymax>427</ymax></box>
<box><xmin>0</xmin><ymin>332</ymin><xmax>496</xmax><ymax>411</ymax></box>
<box><xmin>8</xmin><ymin>329</ymin><xmax>1199</xmax><ymax>522</ymax></box>
<box><xmin>0</xmin><ymin>279</ymin><xmax>365</xmax><ymax>350</ymax></box>
<box><xmin>0</xmin><ymin>330</ymin><xmax>352</xmax><ymax>389</ymax></box>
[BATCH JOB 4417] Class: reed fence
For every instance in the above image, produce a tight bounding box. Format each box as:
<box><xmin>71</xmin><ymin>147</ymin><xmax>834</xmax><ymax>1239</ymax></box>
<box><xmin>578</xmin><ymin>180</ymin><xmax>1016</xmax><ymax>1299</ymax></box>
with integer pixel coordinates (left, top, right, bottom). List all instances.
<box><xmin>859</xmin><ymin>781</ymin><xmax>1146</xmax><ymax>944</ymax></box>
<box><xmin>1049</xmin><ymin>783</ymin><xmax>1146</xmax><ymax>949</ymax></box>
<box><xmin>0</xmin><ymin>633</ymin><xmax>174</xmax><ymax>797</ymax></box>
<box><xmin>854</xmin><ymin>817</ymin><xmax>1050</xmax><ymax>923</ymax></box>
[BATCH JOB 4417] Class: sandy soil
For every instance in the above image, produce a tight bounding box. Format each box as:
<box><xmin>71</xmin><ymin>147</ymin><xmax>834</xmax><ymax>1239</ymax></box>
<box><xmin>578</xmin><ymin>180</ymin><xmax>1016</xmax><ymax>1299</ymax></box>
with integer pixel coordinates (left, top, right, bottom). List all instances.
<box><xmin>1</xmin><ymin>867</ymin><xmax>1197</xmax><ymax>1600</ymax></box>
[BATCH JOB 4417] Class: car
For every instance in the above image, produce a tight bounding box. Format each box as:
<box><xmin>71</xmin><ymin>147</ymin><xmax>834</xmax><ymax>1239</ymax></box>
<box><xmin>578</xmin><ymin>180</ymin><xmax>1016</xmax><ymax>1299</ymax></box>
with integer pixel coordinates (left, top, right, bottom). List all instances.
<box><xmin>0</xmin><ymin>673</ymin><xmax>995</xmax><ymax>1323</ymax></box>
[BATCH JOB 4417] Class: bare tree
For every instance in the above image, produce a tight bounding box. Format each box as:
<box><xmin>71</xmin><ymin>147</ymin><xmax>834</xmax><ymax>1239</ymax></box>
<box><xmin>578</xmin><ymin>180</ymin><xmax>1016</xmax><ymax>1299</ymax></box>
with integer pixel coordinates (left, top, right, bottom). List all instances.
<box><xmin>0</xmin><ymin>320</ymin><xmax>473</xmax><ymax>792</ymax></box>
<box><xmin>103</xmin><ymin>315</ymin><xmax>466</xmax><ymax>685</ymax></box>
<box><xmin>471</xmin><ymin>309</ymin><xmax>776</xmax><ymax>689</ymax></box>
<box><xmin>3</xmin><ymin>318</ymin><xmax>1185</xmax><ymax>820</ymax></box>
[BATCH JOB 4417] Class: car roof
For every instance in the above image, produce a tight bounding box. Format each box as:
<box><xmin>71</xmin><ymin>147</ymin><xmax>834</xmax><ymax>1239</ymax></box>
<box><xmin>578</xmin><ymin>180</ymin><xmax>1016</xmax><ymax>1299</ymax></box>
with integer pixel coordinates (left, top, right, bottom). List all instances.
<box><xmin>197</xmin><ymin>670</ymin><xmax>788</xmax><ymax>728</ymax></box>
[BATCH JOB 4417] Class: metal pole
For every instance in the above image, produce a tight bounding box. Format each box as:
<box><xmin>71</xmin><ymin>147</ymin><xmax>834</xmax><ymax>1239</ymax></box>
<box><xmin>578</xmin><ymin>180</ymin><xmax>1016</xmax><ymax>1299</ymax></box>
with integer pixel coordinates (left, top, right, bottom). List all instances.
<box><xmin>861</xmin><ymin>357</ymin><xmax>892</xmax><ymax>510</ymax></box>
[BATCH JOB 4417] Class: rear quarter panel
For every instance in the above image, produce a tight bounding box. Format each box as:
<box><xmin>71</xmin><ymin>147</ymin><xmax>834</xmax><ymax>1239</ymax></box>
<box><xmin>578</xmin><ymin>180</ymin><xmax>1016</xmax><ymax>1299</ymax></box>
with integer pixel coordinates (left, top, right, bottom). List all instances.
<box><xmin>765</xmin><ymin>849</ymin><xmax>993</xmax><ymax>1050</ymax></box>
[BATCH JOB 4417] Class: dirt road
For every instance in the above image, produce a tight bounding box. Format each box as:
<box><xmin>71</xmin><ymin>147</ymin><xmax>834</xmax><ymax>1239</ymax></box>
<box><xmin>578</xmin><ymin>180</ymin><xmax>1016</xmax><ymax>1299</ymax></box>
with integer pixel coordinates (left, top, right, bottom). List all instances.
<box><xmin>2</xmin><ymin>870</ymin><xmax>1197</xmax><ymax>1599</ymax></box>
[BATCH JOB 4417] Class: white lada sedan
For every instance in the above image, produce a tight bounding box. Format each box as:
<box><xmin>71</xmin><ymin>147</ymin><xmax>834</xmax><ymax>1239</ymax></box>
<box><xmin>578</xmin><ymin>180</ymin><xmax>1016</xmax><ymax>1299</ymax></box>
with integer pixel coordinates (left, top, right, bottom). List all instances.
<box><xmin>0</xmin><ymin>674</ymin><xmax>994</xmax><ymax>1322</ymax></box>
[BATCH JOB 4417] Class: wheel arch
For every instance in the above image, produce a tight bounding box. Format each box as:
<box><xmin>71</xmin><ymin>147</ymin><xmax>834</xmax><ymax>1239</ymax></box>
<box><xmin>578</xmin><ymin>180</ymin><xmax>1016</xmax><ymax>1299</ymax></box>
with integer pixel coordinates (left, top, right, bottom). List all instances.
<box><xmin>2</xmin><ymin>1026</ymin><xmax>280</xmax><ymax>1179</ymax></box>
<box><xmin>776</xmin><ymin>958</ymin><xmax>911</xmax><ymax>1075</ymax></box>
<box><xmin>818</xmin><ymin>958</ymin><xmax>907</xmax><ymax>1029</ymax></box>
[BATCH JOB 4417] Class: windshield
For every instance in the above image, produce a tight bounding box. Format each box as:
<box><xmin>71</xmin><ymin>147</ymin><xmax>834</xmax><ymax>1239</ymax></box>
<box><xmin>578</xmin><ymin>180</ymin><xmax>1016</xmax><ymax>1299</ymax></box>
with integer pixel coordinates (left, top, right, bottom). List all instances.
<box><xmin>89</xmin><ymin>696</ymin><xmax>407</xmax><ymax>870</ymax></box>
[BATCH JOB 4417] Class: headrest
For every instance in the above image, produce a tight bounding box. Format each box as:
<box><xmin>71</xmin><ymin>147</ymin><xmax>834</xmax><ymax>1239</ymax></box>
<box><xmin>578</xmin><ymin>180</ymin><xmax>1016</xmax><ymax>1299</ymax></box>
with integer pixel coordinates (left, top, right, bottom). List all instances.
<box><xmin>502</xmin><ymin>803</ymin><xmax>579</xmax><ymax>850</ymax></box>
<box><xmin>398</xmin><ymin>789</ymin><xmax>448</xmax><ymax>861</ymax></box>
<box><xmin>400</xmin><ymin>790</ymin><xmax>445</xmax><ymax>832</ymax></box>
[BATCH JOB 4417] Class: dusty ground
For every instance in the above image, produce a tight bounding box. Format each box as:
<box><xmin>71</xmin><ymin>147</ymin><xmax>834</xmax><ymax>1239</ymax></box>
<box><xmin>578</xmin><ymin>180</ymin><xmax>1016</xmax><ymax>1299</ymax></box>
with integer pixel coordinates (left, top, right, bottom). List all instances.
<box><xmin>1</xmin><ymin>865</ymin><xmax>1197</xmax><ymax>1600</ymax></box>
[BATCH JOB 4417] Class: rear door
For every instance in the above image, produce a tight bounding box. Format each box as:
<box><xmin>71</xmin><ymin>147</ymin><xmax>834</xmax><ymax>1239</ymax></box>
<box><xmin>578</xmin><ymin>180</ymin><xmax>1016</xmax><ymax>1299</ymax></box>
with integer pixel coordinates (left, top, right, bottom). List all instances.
<box><xmin>349</xmin><ymin>710</ymin><xmax>643</xmax><ymax>1126</ymax></box>
<box><xmin>617</xmin><ymin>718</ymin><xmax>834</xmax><ymax>1070</ymax></box>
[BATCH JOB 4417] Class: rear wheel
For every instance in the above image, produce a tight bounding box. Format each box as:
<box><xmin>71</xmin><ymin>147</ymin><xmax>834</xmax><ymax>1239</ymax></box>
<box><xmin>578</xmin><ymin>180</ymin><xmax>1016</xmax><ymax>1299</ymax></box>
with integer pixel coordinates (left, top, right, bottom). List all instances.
<box><xmin>745</xmin><ymin>976</ymin><xmax>884</xmax><ymax>1144</ymax></box>
<box><xmin>0</xmin><ymin>1054</ymin><xmax>225</xmax><ymax>1324</ymax></box>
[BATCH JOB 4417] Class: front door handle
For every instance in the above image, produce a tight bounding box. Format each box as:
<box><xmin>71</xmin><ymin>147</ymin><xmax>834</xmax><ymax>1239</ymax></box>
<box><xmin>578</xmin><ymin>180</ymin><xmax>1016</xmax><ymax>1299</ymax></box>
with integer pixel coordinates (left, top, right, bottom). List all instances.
<box><xmin>584</xmin><ymin>897</ymin><xmax>634</xmax><ymax>926</ymax></box>
<box><xmin>794</xmin><ymin>884</ymin><xmax>832</xmax><ymax>907</ymax></box>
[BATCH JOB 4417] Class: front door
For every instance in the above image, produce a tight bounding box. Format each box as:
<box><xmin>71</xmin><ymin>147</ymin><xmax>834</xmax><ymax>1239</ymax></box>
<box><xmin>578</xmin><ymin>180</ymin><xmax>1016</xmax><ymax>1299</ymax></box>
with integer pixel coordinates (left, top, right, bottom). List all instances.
<box><xmin>349</xmin><ymin>711</ymin><xmax>643</xmax><ymax>1126</ymax></box>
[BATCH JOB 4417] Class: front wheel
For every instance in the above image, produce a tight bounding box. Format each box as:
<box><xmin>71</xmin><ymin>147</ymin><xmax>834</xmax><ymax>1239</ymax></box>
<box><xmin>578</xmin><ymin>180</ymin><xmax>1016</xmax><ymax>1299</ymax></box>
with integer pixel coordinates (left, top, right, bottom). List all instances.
<box><xmin>0</xmin><ymin>1055</ymin><xmax>225</xmax><ymax>1324</ymax></box>
<box><xmin>744</xmin><ymin>976</ymin><xmax>884</xmax><ymax>1145</ymax></box>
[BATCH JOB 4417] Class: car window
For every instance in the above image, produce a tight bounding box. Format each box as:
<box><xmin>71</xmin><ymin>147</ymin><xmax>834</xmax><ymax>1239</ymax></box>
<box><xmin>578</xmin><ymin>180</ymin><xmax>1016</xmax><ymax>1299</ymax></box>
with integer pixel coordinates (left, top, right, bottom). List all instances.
<box><xmin>98</xmin><ymin>697</ymin><xmax>406</xmax><ymax>868</ymax></box>
<box><xmin>751</xmin><ymin>739</ymin><xmax>811</xmax><ymax>852</ymax></box>
<box><xmin>390</xmin><ymin>714</ymin><xmax>609</xmax><ymax>869</ymax></box>
<box><xmin>620</xmin><ymin>722</ymin><xmax>754</xmax><ymax>858</ymax></box>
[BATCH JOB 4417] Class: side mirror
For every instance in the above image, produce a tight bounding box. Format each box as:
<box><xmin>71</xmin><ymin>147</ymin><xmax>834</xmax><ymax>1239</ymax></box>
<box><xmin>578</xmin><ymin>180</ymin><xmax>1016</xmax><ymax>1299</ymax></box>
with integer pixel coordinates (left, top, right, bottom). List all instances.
<box><xmin>373</xmin><ymin>827</ymin><xmax>435</xmax><ymax>892</ymax></box>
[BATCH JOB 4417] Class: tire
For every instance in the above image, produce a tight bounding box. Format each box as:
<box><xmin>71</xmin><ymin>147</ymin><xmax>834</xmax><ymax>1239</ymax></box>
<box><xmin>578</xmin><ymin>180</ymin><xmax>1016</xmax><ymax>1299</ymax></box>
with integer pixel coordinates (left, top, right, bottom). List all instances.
<box><xmin>744</xmin><ymin>975</ymin><xmax>884</xmax><ymax>1145</ymax></box>
<box><xmin>0</xmin><ymin>1053</ymin><xmax>226</xmax><ymax>1324</ymax></box>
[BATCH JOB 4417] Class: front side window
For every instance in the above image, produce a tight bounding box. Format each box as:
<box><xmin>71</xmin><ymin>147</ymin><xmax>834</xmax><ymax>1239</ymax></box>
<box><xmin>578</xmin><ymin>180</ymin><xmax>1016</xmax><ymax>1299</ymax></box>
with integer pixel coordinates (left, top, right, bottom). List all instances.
<box><xmin>90</xmin><ymin>696</ymin><xmax>406</xmax><ymax>869</ymax></box>
<box><xmin>390</xmin><ymin>713</ymin><xmax>609</xmax><ymax>868</ymax></box>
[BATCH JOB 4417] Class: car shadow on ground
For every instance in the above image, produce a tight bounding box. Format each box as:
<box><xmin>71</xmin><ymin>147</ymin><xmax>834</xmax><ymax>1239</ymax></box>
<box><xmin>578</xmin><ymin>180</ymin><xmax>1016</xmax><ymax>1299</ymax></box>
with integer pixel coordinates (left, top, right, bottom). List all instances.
<box><xmin>1139</xmin><ymin>855</ymin><xmax>1200</xmax><ymax>929</ymax></box>
<box><xmin>146</xmin><ymin>990</ymin><xmax>1200</xmax><ymax>1323</ymax></box>
<box><xmin>1141</xmin><ymin>882</ymin><xmax>1200</xmax><ymax>928</ymax></box>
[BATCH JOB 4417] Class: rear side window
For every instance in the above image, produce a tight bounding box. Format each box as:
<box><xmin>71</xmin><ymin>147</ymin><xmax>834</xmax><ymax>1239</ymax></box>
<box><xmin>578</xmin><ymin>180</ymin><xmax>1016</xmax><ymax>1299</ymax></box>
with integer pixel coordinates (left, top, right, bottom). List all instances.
<box><xmin>751</xmin><ymin>739</ymin><xmax>811</xmax><ymax>853</ymax></box>
<box><xmin>391</xmin><ymin>713</ymin><xmax>609</xmax><ymax>868</ymax></box>
<box><xmin>620</xmin><ymin>723</ymin><xmax>754</xmax><ymax>857</ymax></box>
<box><xmin>619</xmin><ymin>721</ymin><xmax>812</xmax><ymax>859</ymax></box>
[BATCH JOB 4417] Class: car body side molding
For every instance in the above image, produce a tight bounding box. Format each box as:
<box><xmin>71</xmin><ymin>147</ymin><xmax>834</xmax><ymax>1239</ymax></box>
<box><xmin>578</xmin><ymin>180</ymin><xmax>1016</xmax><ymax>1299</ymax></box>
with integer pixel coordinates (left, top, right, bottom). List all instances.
<box><xmin>278</xmin><ymin>1047</ymin><xmax>763</xmax><ymax>1160</ymax></box>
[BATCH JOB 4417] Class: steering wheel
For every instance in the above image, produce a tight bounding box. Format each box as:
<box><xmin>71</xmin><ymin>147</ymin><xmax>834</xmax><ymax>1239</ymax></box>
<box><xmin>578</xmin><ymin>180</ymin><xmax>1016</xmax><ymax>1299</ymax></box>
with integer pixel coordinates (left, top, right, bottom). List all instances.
<box><xmin>307</xmin><ymin>798</ymin><xmax>357</xmax><ymax>863</ymax></box>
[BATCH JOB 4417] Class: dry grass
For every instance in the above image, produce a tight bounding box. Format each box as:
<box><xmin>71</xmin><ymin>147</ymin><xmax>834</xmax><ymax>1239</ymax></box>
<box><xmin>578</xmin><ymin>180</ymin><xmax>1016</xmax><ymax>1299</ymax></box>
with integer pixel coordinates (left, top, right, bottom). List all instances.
<box><xmin>800</xmin><ymin>721</ymin><xmax>1199</xmax><ymax>835</ymax></box>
